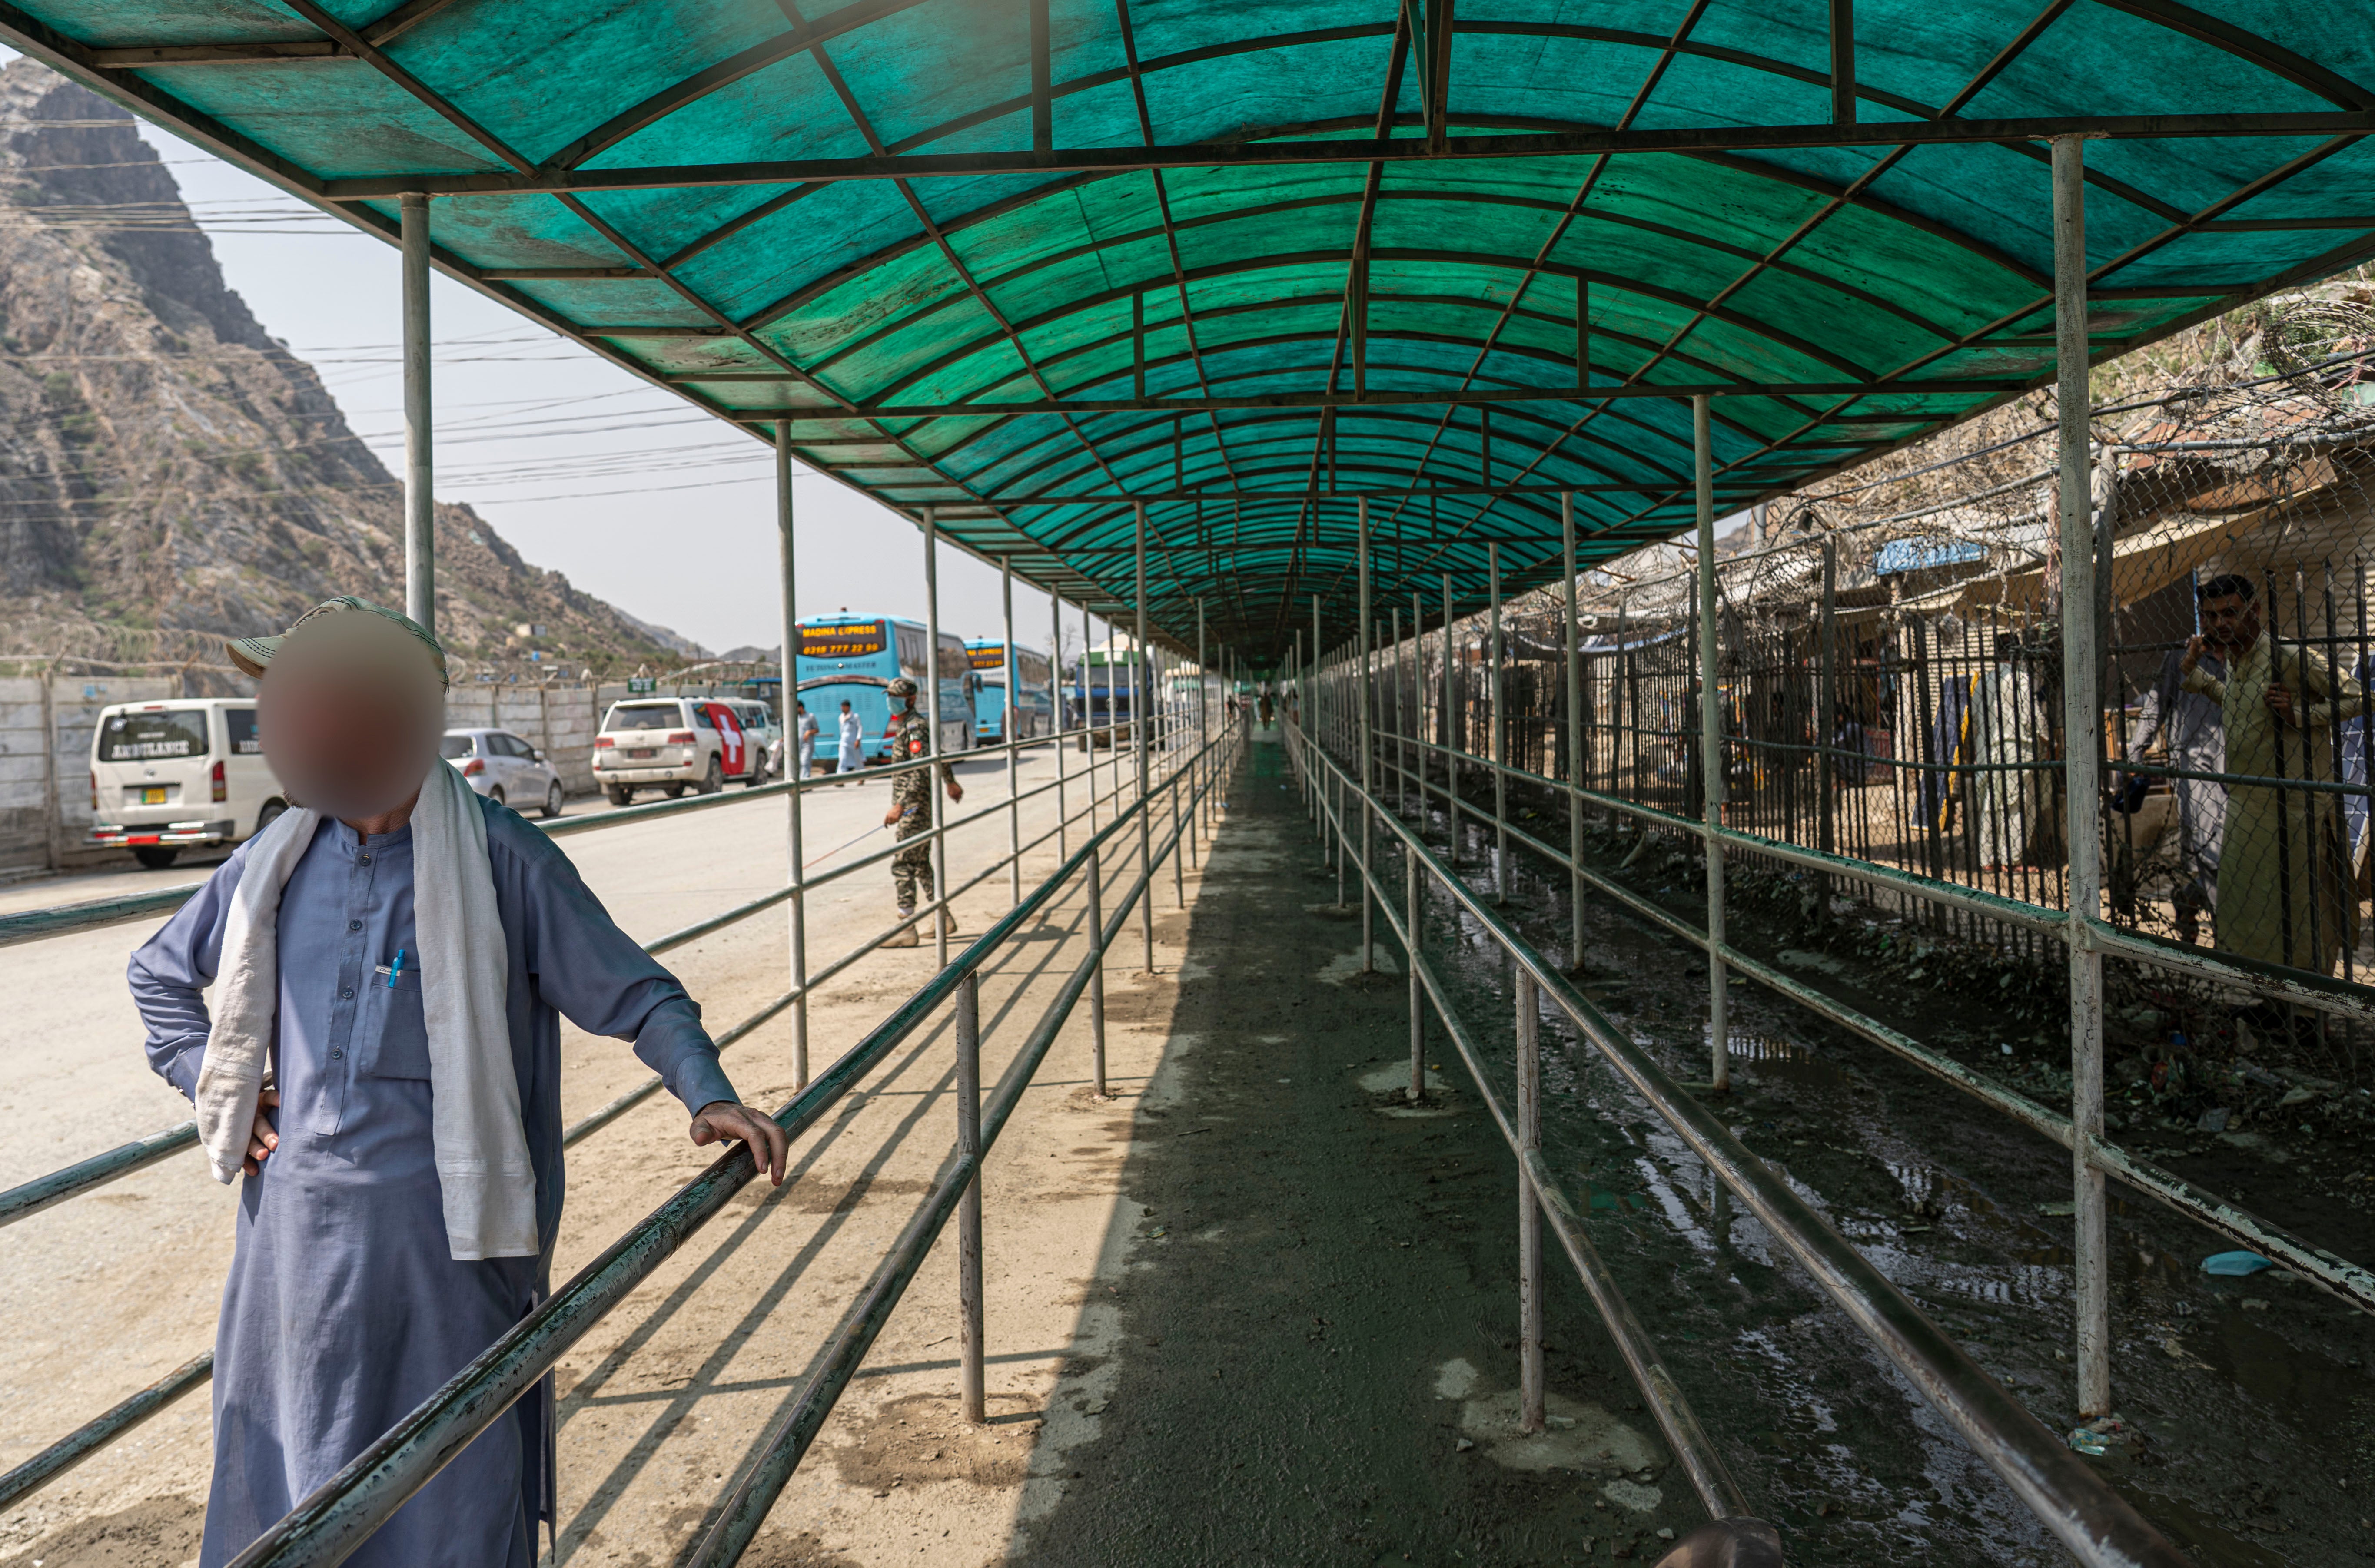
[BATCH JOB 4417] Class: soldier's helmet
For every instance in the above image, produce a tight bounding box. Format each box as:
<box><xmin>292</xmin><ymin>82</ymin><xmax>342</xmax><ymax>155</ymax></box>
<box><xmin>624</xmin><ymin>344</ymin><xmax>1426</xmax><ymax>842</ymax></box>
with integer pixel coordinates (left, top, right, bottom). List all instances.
<box><xmin>885</xmin><ymin>676</ymin><xmax>918</xmax><ymax>700</ymax></box>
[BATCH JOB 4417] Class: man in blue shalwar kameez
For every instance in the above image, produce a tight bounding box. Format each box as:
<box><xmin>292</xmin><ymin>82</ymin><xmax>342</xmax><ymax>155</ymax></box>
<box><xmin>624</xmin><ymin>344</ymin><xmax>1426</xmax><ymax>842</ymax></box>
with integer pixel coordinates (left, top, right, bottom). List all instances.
<box><xmin>127</xmin><ymin>599</ymin><xmax>789</xmax><ymax>1568</ymax></box>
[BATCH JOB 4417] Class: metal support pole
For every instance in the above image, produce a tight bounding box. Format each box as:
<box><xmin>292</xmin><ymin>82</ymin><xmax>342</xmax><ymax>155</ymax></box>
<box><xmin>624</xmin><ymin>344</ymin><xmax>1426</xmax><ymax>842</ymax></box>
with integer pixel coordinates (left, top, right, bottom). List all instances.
<box><xmin>1817</xmin><ymin>537</ymin><xmax>1839</xmax><ymax>922</ymax></box>
<box><xmin>1359</xmin><ymin>498</ymin><xmax>1376</xmax><ymax>972</ymax></box>
<box><xmin>1389</xmin><ymin>607</ymin><xmax>1406</xmax><ymax>816</ymax></box>
<box><xmin>1443</xmin><ymin>573</ymin><xmax>1460</xmax><ymax>863</ymax></box>
<box><xmin>1490</xmin><ymin>543</ymin><xmax>1508</xmax><ymax>904</ymax></box>
<box><xmin>399</xmin><ymin>192</ymin><xmax>434</xmax><ymax>634</ymax></box>
<box><xmin>1312</xmin><ymin>593</ymin><xmax>1325</xmax><ymax>761</ymax></box>
<box><xmin>1694</xmin><ymin>395</ymin><xmax>1730</xmax><ymax>1093</ymax></box>
<box><xmin>1407</xmin><ymin>847</ymin><xmax>1425</xmax><ymax>1104</ymax></box>
<box><xmin>1414</xmin><ymin>590</ymin><xmax>1426</xmax><ymax>813</ymax></box>
<box><xmin>1086</xmin><ymin>604</ymin><xmax>1100</xmax><ymax>831</ymax></box>
<box><xmin>924</xmin><ymin>507</ymin><xmax>949</xmax><ymax>968</ymax></box>
<box><xmin>1003</xmin><ymin>557</ymin><xmax>1021</xmax><ymax>907</ymax></box>
<box><xmin>774</xmin><ymin>421</ymin><xmax>808</xmax><ymax>1088</ymax></box>
<box><xmin>2054</xmin><ymin>133</ymin><xmax>2111</xmax><ymax>1420</ymax></box>
<box><xmin>1136</xmin><ymin>503</ymin><xmax>1155</xmax><ymax>974</ymax></box>
<box><xmin>956</xmin><ymin>972</ymin><xmax>984</xmax><ymax>1425</ymax></box>
<box><xmin>1517</xmin><ymin>968</ymin><xmax>1544</xmax><ymax>1434</ymax></box>
<box><xmin>1087</xmin><ymin>851</ymin><xmax>1109</xmax><ymax>1099</ymax></box>
<box><xmin>1197</xmin><ymin>598</ymin><xmax>1209</xmax><ymax>847</ymax></box>
<box><xmin>1053</xmin><ymin>594</ymin><xmax>1068</xmax><ymax>861</ymax></box>
<box><xmin>1562</xmin><ymin>493</ymin><xmax>1586</xmax><ymax>968</ymax></box>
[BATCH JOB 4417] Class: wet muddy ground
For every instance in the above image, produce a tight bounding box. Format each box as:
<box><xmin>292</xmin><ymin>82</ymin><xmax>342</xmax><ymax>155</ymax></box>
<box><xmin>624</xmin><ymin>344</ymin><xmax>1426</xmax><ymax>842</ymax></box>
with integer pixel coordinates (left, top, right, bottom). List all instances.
<box><xmin>1380</xmin><ymin>758</ymin><xmax>2375</xmax><ymax>1565</ymax></box>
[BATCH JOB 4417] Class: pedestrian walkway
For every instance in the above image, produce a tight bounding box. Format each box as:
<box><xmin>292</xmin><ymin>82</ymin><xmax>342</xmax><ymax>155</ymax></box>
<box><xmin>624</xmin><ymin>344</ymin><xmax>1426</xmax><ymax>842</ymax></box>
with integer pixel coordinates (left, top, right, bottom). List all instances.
<box><xmin>1013</xmin><ymin>730</ymin><xmax>1696</xmax><ymax>1565</ymax></box>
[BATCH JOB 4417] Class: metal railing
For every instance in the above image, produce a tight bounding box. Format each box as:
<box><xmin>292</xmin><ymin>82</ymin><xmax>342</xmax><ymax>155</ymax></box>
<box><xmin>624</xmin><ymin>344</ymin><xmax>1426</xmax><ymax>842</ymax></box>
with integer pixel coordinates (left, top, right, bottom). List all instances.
<box><xmin>1338</xmin><ymin>704</ymin><xmax>2375</xmax><ymax>1314</ymax></box>
<box><xmin>0</xmin><ymin>697</ymin><xmax>1220</xmax><ymax>1518</ymax></box>
<box><xmin>1285</xmin><ymin>715</ymin><xmax>2189</xmax><ymax>1568</ymax></box>
<box><xmin>212</xmin><ymin>717</ymin><xmax>1244</xmax><ymax>1568</ymax></box>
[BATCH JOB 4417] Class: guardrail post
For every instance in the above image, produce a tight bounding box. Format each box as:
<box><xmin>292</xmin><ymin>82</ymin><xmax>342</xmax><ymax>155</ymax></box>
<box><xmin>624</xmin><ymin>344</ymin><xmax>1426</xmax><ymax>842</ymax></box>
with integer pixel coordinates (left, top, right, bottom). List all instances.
<box><xmin>1407</xmin><ymin>846</ymin><xmax>1425</xmax><ymax>1103</ymax></box>
<box><xmin>1516</xmin><ymin>967</ymin><xmax>1544</xmax><ymax>1434</ymax></box>
<box><xmin>1335</xmin><ymin>771</ymin><xmax>1349</xmax><ymax>907</ymax></box>
<box><xmin>956</xmin><ymin>971</ymin><xmax>985</xmax><ymax>1425</ymax></box>
<box><xmin>1088</xmin><ymin>850</ymin><xmax>1109</xmax><ymax>1099</ymax></box>
<box><xmin>1563</xmin><ymin>493</ymin><xmax>1586</xmax><ymax>968</ymax></box>
<box><xmin>2054</xmin><ymin>131</ymin><xmax>2111</xmax><ymax>1420</ymax></box>
<box><xmin>1172</xmin><ymin>774</ymin><xmax>1186</xmax><ymax>907</ymax></box>
<box><xmin>775</xmin><ymin>419</ymin><xmax>809</xmax><ymax>1087</ymax></box>
<box><xmin>1693</xmin><ymin>394</ymin><xmax>1731</xmax><ymax>1093</ymax></box>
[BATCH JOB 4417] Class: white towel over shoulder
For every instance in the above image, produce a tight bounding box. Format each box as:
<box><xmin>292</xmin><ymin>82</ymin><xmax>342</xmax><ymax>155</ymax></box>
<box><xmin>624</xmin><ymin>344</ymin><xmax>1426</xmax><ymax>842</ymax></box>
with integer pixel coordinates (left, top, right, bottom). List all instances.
<box><xmin>193</xmin><ymin>760</ymin><xmax>538</xmax><ymax>1259</ymax></box>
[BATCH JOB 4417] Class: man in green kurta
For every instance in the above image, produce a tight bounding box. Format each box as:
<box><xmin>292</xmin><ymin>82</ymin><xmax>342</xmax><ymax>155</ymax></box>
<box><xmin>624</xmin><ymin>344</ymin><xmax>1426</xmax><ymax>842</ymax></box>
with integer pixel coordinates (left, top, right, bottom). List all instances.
<box><xmin>2182</xmin><ymin>574</ymin><xmax>2365</xmax><ymax>974</ymax></box>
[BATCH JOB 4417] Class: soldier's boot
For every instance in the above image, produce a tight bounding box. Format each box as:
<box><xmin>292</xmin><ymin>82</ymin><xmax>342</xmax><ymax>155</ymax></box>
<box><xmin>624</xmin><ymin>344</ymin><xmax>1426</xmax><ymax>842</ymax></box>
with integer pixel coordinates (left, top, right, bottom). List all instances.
<box><xmin>938</xmin><ymin>909</ymin><xmax>959</xmax><ymax>937</ymax></box>
<box><xmin>884</xmin><ymin>906</ymin><xmax>920</xmax><ymax>948</ymax></box>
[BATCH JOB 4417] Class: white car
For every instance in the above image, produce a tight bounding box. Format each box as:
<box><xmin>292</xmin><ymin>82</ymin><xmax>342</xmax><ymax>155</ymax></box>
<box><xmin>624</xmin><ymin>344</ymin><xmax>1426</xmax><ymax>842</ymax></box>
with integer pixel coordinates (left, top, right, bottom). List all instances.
<box><xmin>442</xmin><ymin>728</ymin><xmax>566</xmax><ymax>819</ymax></box>
<box><xmin>88</xmin><ymin>698</ymin><xmax>288</xmax><ymax>869</ymax></box>
<box><xmin>592</xmin><ymin>696</ymin><xmax>763</xmax><ymax>806</ymax></box>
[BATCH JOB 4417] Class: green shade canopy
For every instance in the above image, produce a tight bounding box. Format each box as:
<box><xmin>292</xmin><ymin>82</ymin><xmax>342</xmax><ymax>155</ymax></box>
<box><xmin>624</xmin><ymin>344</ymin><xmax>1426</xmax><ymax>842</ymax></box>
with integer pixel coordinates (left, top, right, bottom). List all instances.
<box><xmin>10</xmin><ymin>0</ymin><xmax>2375</xmax><ymax>657</ymax></box>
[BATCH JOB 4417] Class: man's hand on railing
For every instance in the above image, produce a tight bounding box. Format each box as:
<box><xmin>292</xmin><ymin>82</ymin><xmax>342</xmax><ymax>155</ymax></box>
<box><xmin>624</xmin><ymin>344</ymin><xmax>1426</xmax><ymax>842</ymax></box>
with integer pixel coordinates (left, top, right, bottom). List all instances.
<box><xmin>691</xmin><ymin>1101</ymin><xmax>788</xmax><ymax>1185</ymax></box>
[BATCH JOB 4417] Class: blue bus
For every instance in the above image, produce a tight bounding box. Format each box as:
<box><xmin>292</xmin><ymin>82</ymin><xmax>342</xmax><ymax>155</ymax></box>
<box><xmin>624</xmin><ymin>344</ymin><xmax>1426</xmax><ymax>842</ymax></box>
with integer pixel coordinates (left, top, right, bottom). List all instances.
<box><xmin>795</xmin><ymin>614</ymin><xmax>976</xmax><ymax>767</ymax></box>
<box><xmin>965</xmin><ymin>640</ymin><xmax>1054</xmax><ymax>744</ymax></box>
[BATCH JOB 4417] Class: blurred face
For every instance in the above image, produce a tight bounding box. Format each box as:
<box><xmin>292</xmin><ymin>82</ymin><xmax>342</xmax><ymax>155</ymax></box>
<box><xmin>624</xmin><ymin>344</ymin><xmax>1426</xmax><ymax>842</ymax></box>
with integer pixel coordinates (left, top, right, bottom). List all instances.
<box><xmin>259</xmin><ymin>613</ymin><xmax>444</xmax><ymax>822</ymax></box>
<box><xmin>2201</xmin><ymin>593</ymin><xmax>2259</xmax><ymax>652</ymax></box>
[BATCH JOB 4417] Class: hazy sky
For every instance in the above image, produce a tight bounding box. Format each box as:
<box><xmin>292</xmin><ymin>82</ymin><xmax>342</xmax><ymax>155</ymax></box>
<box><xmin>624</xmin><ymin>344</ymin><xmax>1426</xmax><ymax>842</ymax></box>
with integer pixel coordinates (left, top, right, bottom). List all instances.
<box><xmin>10</xmin><ymin>56</ymin><xmax>1102</xmax><ymax>661</ymax></box>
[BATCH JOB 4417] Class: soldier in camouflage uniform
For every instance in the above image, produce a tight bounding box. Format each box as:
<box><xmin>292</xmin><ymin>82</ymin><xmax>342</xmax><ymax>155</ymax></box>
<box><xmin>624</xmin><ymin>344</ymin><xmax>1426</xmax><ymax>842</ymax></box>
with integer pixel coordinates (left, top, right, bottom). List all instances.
<box><xmin>880</xmin><ymin>676</ymin><xmax>963</xmax><ymax>946</ymax></box>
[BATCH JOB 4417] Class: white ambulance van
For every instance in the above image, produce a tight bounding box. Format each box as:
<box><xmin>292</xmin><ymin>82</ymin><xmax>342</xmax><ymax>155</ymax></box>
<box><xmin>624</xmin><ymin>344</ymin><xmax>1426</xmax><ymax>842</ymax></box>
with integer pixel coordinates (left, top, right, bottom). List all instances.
<box><xmin>87</xmin><ymin>699</ymin><xmax>288</xmax><ymax>869</ymax></box>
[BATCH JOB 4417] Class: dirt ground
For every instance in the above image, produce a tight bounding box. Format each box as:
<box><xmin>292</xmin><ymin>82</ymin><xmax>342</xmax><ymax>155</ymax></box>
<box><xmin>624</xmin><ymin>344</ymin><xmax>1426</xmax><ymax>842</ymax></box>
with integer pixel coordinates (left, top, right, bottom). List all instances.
<box><xmin>26</xmin><ymin>723</ymin><xmax>2336</xmax><ymax>1568</ymax></box>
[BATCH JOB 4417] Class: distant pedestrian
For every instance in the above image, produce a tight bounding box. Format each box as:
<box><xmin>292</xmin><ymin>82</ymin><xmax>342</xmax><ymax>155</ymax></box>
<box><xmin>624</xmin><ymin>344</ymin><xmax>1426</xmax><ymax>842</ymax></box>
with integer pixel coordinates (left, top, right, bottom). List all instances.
<box><xmin>836</xmin><ymin>699</ymin><xmax>862</xmax><ymax>783</ymax></box>
<box><xmin>878</xmin><ymin>676</ymin><xmax>962</xmax><ymax>946</ymax></box>
<box><xmin>795</xmin><ymin>702</ymin><xmax>819</xmax><ymax>778</ymax></box>
<box><xmin>2124</xmin><ymin>636</ymin><xmax>2226</xmax><ymax>944</ymax></box>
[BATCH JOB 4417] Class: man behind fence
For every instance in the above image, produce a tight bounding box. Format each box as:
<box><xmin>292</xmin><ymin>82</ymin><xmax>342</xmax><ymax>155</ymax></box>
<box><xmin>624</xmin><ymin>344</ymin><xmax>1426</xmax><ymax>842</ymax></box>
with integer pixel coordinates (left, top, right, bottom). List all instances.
<box><xmin>126</xmin><ymin>598</ymin><xmax>788</xmax><ymax>1568</ymax></box>
<box><xmin>2127</xmin><ymin>624</ymin><xmax>2227</xmax><ymax>945</ymax></box>
<box><xmin>880</xmin><ymin>675</ymin><xmax>963</xmax><ymax>946</ymax></box>
<box><xmin>2183</xmin><ymin>573</ymin><xmax>2366</xmax><ymax>975</ymax></box>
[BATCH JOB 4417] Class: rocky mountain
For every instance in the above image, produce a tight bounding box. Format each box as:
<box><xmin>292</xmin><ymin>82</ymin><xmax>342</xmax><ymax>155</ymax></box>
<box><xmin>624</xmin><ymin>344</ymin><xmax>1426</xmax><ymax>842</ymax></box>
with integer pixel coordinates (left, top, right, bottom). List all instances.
<box><xmin>0</xmin><ymin>59</ymin><xmax>691</xmax><ymax>681</ymax></box>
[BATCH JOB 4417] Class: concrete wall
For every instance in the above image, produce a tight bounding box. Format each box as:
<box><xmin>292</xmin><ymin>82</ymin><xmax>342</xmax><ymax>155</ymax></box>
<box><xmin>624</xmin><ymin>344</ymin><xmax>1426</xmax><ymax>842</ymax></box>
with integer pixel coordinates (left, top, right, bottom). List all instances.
<box><xmin>0</xmin><ymin>678</ymin><xmax>617</xmax><ymax>880</ymax></box>
<box><xmin>0</xmin><ymin>675</ymin><xmax>179</xmax><ymax>878</ymax></box>
<box><xmin>446</xmin><ymin>685</ymin><xmax>606</xmax><ymax>796</ymax></box>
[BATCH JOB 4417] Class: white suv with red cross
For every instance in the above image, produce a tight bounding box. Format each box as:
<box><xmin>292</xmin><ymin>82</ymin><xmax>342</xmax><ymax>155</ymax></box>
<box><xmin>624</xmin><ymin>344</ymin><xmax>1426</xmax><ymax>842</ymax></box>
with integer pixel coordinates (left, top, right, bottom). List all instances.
<box><xmin>592</xmin><ymin>697</ymin><xmax>762</xmax><ymax>806</ymax></box>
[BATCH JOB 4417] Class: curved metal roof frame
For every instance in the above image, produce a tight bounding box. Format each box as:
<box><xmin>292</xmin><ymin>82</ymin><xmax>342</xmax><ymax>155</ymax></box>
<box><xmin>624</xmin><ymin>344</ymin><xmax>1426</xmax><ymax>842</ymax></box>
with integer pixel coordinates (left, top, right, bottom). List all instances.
<box><xmin>10</xmin><ymin>0</ymin><xmax>2375</xmax><ymax>658</ymax></box>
